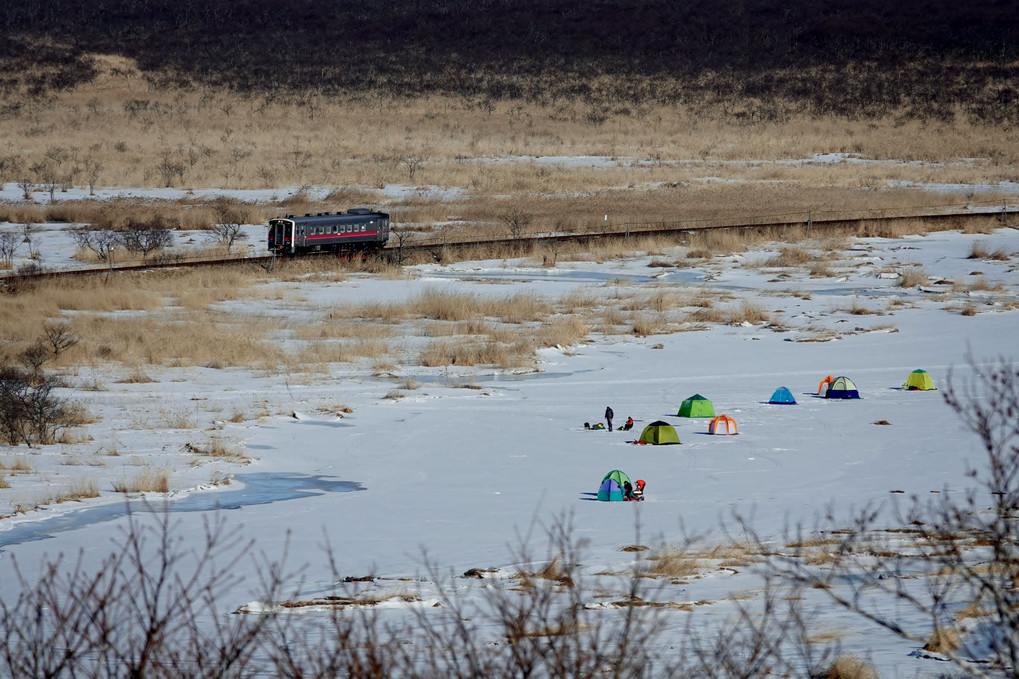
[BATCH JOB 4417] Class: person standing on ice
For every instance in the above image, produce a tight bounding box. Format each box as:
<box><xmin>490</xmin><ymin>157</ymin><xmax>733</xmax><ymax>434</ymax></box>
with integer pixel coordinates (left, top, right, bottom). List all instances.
<box><xmin>605</xmin><ymin>406</ymin><xmax>614</xmax><ymax>431</ymax></box>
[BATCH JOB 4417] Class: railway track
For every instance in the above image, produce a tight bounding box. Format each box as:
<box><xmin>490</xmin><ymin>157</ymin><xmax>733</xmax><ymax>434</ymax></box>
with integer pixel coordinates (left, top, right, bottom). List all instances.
<box><xmin>2</xmin><ymin>202</ymin><xmax>1015</xmax><ymax>287</ymax></box>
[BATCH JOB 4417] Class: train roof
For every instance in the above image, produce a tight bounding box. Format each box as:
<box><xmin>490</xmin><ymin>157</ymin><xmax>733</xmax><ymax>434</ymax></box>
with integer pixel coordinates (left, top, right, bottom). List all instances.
<box><xmin>272</xmin><ymin>209</ymin><xmax>389</xmax><ymax>224</ymax></box>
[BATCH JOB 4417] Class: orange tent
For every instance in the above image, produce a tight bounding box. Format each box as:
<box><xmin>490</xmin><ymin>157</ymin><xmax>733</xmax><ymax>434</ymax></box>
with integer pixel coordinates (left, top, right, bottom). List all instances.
<box><xmin>817</xmin><ymin>375</ymin><xmax>834</xmax><ymax>395</ymax></box>
<box><xmin>708</xmin><ymin>415</ymin><xmax>738</xmax><ymax>435</ymax></box>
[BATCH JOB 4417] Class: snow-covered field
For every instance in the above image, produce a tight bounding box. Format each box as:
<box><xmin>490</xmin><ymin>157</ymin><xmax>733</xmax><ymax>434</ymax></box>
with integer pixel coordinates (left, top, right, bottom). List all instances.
<box><xmin>1</xmin><ymin>198</ymin><xmax>1018</xmax><ymax>676</ymax></box>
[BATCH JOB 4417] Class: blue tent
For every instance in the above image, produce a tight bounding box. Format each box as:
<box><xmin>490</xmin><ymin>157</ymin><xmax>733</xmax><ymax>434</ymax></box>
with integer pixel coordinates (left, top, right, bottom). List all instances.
<box><xmin>768</xmin><ymin>386</ymin><xmax>797</xmax><ymax>404</ymax></box>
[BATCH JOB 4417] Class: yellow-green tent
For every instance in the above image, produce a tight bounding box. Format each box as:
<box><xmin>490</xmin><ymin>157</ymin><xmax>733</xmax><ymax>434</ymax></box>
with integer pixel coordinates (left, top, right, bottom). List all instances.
<box><xmin>904</xmin><ymin>369</ymin><xmax>936</xmax><ymax>391</ymax></box>
<box><xmin>639</xmin><ymin>420</ymin><xmax>681</xmax><ymax>445</ymax></box>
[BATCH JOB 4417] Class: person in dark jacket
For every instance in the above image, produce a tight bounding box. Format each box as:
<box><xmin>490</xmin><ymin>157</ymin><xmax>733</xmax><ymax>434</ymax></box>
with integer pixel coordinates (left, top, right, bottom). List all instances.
<box><xmin>605</xmin><ymin>406</ymin><xmax>614</xmax><ymax>431</ymax></box>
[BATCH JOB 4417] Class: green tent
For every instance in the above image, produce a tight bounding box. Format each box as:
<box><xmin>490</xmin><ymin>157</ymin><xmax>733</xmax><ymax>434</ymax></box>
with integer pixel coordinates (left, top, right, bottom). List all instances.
<box><xmin>598</xmin><ymin>469</ymin><xmax>632</xmax><ymax>501</ymax></box>
<box><xmin>904</xmin><ymin>369</ymin><xmax>936</xmax><ymax>391</ymax></box>
<box><xmin>677</xmin><ymin>393</ymin><xmax>715</xmax><ymax>418</ymax></box>
<box><xmin>638</xmin><ymin>420</ymin><xmax>681</xmax><ymax>445</ymax></box>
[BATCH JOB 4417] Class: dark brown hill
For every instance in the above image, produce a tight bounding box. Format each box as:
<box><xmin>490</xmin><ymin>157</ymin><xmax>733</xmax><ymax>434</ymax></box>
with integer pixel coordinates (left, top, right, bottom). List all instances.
<box><xmin>2</xmin><ymin>0</ymin><xmax>1016</xmax><ymax>122</ymax></box>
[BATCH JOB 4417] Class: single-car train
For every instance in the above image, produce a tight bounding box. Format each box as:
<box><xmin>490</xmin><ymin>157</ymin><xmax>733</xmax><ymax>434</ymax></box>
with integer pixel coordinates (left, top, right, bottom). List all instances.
<box><xmin>268</xmin><ymin>208</ymin><xmax>390</xmax><ymax>255</ymax></box>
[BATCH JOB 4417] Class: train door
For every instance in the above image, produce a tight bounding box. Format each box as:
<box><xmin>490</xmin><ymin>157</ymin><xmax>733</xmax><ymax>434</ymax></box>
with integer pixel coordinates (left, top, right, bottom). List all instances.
<box><xmin>268</xmin><ymin>219</ymin><xmax>296</xmax><ymax>254</ymax></box>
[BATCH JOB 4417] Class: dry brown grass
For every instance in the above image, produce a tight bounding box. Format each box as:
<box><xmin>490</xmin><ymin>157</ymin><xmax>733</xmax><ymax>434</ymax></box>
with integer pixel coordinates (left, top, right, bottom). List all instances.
<box><xmin>820</xmin><ymin>655</ymin><xmax>879</xmax><ymax>679</ymax></box>
<box><xmin>897</xmin><ymin>266</ymin><xmax>930</xmax><ymax>287</ymax></box>
<box><xmin>645</xmin><ymin>548</ymin><xmax>702</xmax><ymax>579</ymax></box>
<box><xmin>686</xmin><ymin>307</ymin><xmax>728</xmax><ymax>324</ymax></box>
<box><xmin>1</xmin><ymin>456</ymin><xmax>35</xmax><ymax>474</ymax></box>
<box><xmin>57</xmin><ymin>479</ymin><xmax>101</xmax><ymax>502</ymax></box>
<box><xmin>765</xmin><ymin>246</ymin><xmax>815</xmax><ymax>268</ymax></box>
<box><xmin>419</xmin><ymin>338</ymin><xmax>534</xmax><ymax>368</ymax></box>
<box><xmin>956</xmin><ymin>277</ymin><xmax>1006</xmax><ymax>293</ymax></box>
<box><xmin>725</xmin><ymin>300</ymin><xmax>770</xmax><ymax>324</ymax></box>
<box><xmin>841</xmin><ymin>298</ymin><xmax>881</xmax><ymax>315</ymax></box>
<box><xmin>535</xmin><ymin>316</ymin><xmax>589</xmax><ymax>348</ymax></box>
<box><xmin>112</xmin><ymin>468</ymin><xmax>170</xmax><ymax>493</ymax></box>
<box><xmin>4</xmin><ymin>53</ymin><xmax>1016</xmax><ymax>196</ymax></box>
<box><xmin>184</xmin><ymin>437</ymin><xmax>248</xmax><ymax>463</ymax></box>
<box><xmin>922</xmin><ymin>626</ymin><xmax>962</xmax><ymax>654</ymax></box>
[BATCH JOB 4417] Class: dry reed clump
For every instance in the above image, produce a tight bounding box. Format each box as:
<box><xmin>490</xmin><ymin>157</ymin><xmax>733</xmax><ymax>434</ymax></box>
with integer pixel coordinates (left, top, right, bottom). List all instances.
<box><xmin>184</xmin><ymin>438</ymin><xmax>248</xmax><ymax>463</ymax></box>
<box><xmin>807</xmin><ymin>261</ymin><xmax>835</xmax><ymax>278</ymax></box>
<box><xmin>112</xmin><ymin>468</ymin><xmax>170</xmax><ymax>493</ymax></box>
<box><xmin>967</xmin><ymin>240</ymin><xmax>992</xmax><ymax>259</ymax></box>
<box><xmin>1</xmin><ymin>456</ymin><xmax>35</xmax><ymax>474</ymax></box>
<box><xmin>765</xmin><ymin>246</ymin><xmax>815</xmax><ymax>268</ymax></box>
<box><xmin>408</xmin><ymin>289</ymin><xmax>549</xmax><ymax>324</ymax></box>
<box><xmin>686</xmin><ymin>229</ymin><xmax>749</xmax><ymax>256</ymax></box>
<box><xmin>74</xmin><ymin>312</ymin><xmax>280</xmax><ymax>370</ymax></box>
<box><xmin>644</xmin><ymin>547</ymin><xmax>703</xmax><ymax>579</ymax></box>
<box><xmin>854</xmin><ymin>218</ymin><xmax>930</xmax><ymax>239</ymax></box>
<box><xmin>560</xmin><ymin>290</ymin><xmax>600</xmax><ymax>309</ymax></box>
<box><xmin>295</xmin><ymin>319</ymin><xmax>393</xmax><ymax>340</ymax></box>
<box><xmin>725</xmin><ymin>300</ymin><xmax>770</xmax><ymax>325</ymax></box>
<box><xmin>116</xmin><ymin>367</ymin><xmax>156</xmax><ymax>383</ymax></box>
<box><xmin>58</xmin><ymin>402</ymin><xmax>99</xmax><ymax>427</ymax></box>
<box><xmin>819</xmin><ymin>655</ymin><xmax>879</xmax><ymax>679</ymax></box>
<box><xmin>686</xmin><ymin>307</ymin><xmax>728</xmax><ymax>324</ymax></box>
<box><xmin>419</xmin><ymin>337</ymin><xmax>534</xmax><ymax>368</ymax></box>
<box><xmin>960</xmin><ymin>218</ymin><xmax>1000</xmax><ymax>235</ymax></box>
<box><xmin>897</xmin><ymin>266</ymin><xmax>930</xmax><ymax>287</ymax></box>
<box><xmin>630</xmin><ymin>314</ymin><xmax>663</xmax><ymax>337</ymax></box>
<box><xmin>922</xmin><ymin>626</ymin><xmax>962</xmax><ymax>654</ymax></box>
<box><xmin>841</xmin><ymin>298</ymin><xmax>881</xmax><ymax>315</ymax></box>
<box><xmin>956</xmin><ymin>277</ymin><xmax>1005</xmax><ymax>293</ymax></box>
<box><xmin>58</xmin><ymin>479</ymin><xmax>101</xmax><ymax>502</ymax></box>
<box><xmin>535</xmin><ymin>316</ymin><xmax>589</xmax><ymax>348</ymax></box>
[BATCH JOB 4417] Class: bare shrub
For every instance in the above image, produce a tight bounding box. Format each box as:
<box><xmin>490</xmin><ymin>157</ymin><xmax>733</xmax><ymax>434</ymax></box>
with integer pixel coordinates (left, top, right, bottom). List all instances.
<box><xmin>0</xmin><ymin>364</ymin><xmax>68</xmax><ymax>447</ymax></box>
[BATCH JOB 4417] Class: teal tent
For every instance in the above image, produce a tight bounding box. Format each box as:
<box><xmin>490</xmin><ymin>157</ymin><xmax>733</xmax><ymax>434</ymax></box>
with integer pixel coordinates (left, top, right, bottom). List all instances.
<box><xmin>768</xmin><ymin>386</ymin><xmax>797</xmax><ymax>404</ymax></box>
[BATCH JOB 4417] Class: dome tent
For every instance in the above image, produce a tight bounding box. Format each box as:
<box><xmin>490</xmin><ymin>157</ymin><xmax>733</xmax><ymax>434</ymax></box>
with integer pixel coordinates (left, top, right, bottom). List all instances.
<box><xmin>598</xmin><ymin>470</ymin><xmax>632</xmax><ymax>501</ymax></box>
<box><xmin>904</xmin><ymin>369</ymin><xmax>936</xmax><ymax>391</ymax></box>
<box><xmin>708</xmin><ymin>415</ymin><xmax>738</xmax><ymax>435</ymax></box>
<box><xmin>824</xmin><ymin>376</ymin><xmax>860</xmax><ymax>399</ymax></box>
<box><xmin>677</xmin><ymin>394</ymin><xmax>715</xmax><ymax>418</ymax></box>
<box><xmin>638</xmin><ymin>420</ymin><xmax>680</xmax><ymax>445</ymax></box>
<box><xmin>768</xmin><ymin>386</ymin><xmax>797</xmax><ymax>404</ymax></box>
